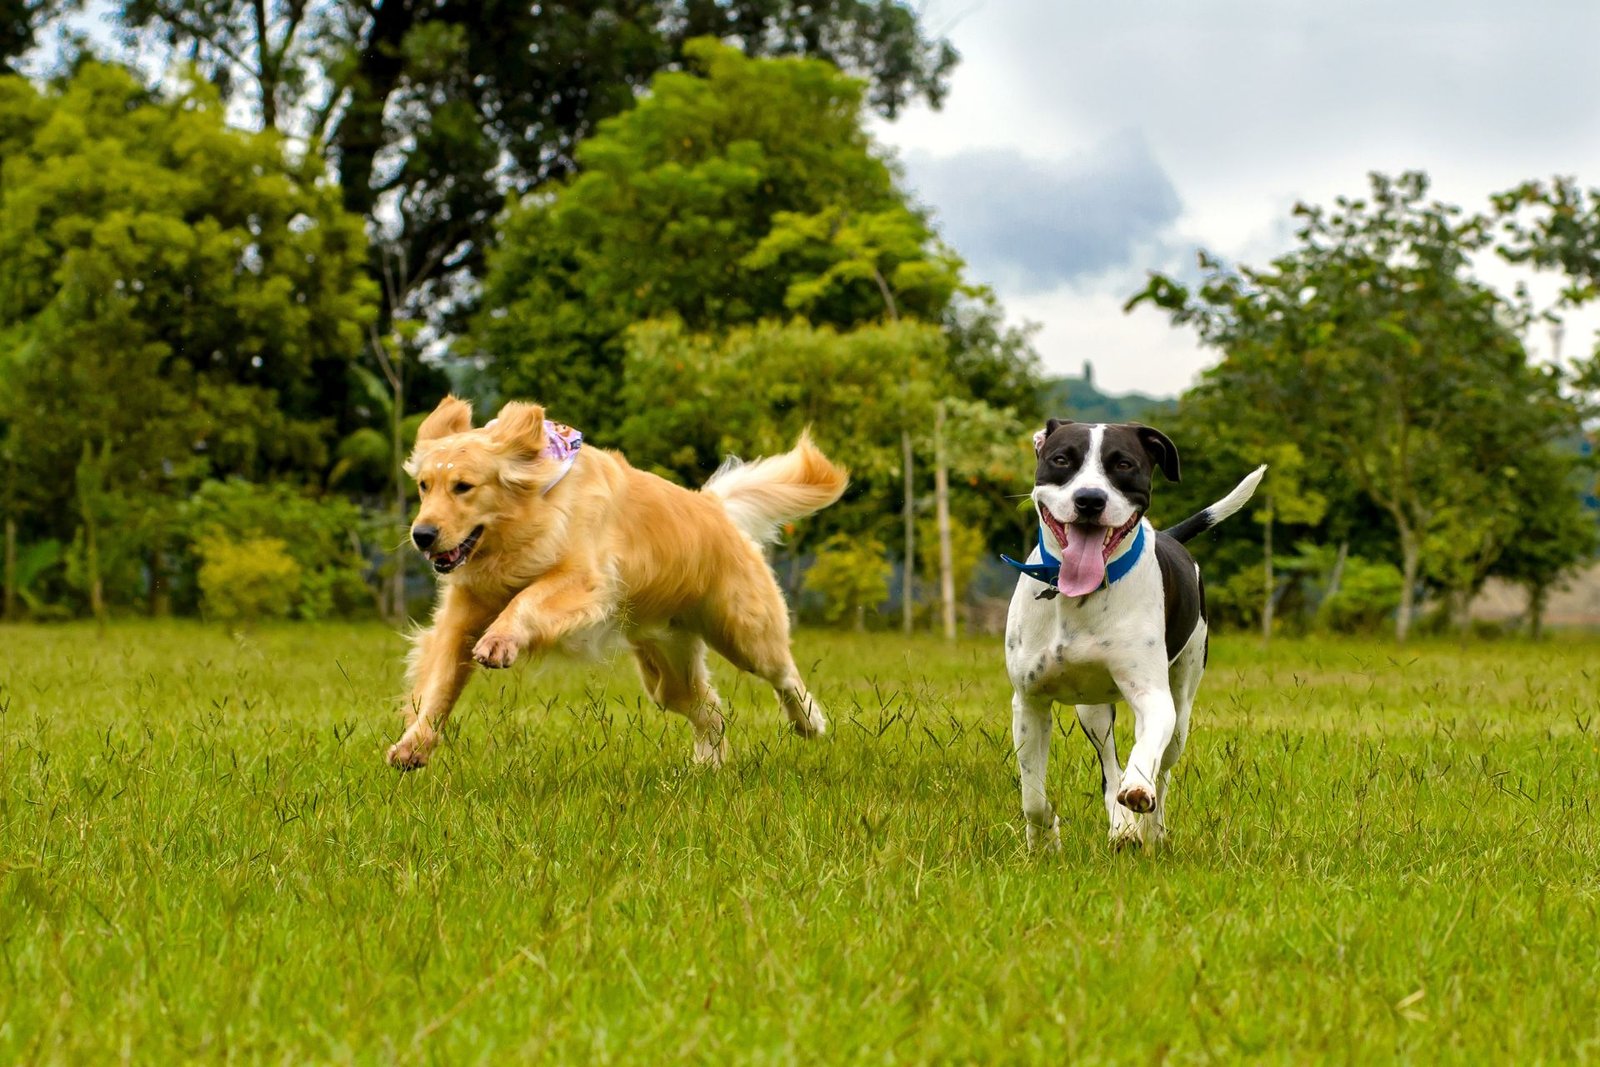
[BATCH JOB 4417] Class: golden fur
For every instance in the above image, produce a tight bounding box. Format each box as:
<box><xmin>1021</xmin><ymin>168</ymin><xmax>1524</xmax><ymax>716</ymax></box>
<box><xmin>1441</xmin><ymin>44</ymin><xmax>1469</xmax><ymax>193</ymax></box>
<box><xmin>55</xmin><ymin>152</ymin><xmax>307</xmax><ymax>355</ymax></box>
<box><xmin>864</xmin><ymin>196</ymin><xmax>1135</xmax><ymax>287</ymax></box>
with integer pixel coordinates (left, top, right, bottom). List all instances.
<box><xmin>387</xmin><ymin>395</ymin><xmax>849</xmax><ymax>769</ymax></box>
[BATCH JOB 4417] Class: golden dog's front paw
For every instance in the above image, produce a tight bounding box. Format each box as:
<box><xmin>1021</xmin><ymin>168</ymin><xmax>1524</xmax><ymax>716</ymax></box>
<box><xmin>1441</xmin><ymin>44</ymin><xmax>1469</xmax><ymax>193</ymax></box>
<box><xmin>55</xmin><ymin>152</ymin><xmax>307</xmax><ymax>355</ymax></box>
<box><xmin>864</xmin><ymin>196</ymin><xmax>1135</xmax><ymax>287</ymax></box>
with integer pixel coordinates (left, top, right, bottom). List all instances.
<box><xmin>387</xmin><ymin>727</ymin><xmax>436</xmax><ymax>771</ymax></box>
<box><xmin>472</xmin><ymin>630</ymin><xmax>521</xmax><ymax>669</ymax></box>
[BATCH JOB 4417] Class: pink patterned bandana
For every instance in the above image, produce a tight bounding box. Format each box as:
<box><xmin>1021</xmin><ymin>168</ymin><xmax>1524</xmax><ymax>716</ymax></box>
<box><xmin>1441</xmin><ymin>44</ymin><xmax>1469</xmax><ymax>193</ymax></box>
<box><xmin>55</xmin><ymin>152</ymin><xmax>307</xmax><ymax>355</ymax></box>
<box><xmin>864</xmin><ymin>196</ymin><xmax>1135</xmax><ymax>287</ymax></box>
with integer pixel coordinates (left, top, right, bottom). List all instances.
<box><xmin>542</xmin><ymin>420</ymin><xmax>583</xmax><ymax>494</ymax></box>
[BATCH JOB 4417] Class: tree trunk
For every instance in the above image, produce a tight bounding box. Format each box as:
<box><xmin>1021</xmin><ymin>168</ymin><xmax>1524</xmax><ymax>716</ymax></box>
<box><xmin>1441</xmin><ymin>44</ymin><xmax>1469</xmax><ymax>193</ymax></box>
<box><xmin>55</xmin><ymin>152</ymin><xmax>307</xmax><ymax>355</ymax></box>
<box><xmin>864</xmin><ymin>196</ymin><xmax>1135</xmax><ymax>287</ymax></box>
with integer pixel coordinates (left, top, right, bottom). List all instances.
<box><xmin>378</xmin><ymin>336</ymin><xmax>408</xmax><ymax>625</ymax></box>
<box><xmin>84</xmin><ymin>517</ymin><xmax>104</xmax><ymax>624</ymax></box>
<box><xmin>148</xmin><ymin>547</ymin><xmax>171</xmax><ymax>618</ymax></box>
<box><xmin>76</xmin><ymin>441</ymin><xmax>108</xmax><ymax>626</ymax></box>
<box><xmin>1326</xmin><ymin>541</ymin><xmax>1349</xmax><ymax>601</ymax></box>
<box><xmin>901</xmin><ymin>429</ymin><xmax>915</xmax><ymax>635</ymax></box>
<box><xmin>1451</xmin><ymin>587</ymin><xmax>1473</xmax><ymax>633</ymax></box>
<box><xmin>1261</xmin><ymin>494</ymin><xmax>1274</xmax><ymax>643</ymax></box>
<box><xmin>247</xmin><ymin>0</ymin><xmax>289</xmax><ymax>134</ymax></box>
<box><xmin>1528</xmin><ymin>582</ymin><xmax>1548</xmax><ymax>641</ymax></box>
<box><xmin>3</xmin><ymin>515</ymin><xmax>15</xmax><ymax>621</ymax></box>
<box><xmin>1396</xmin><ymin>525</ymin><xmax>1420</xmax><ymax>642</ymax></box>
<box><xmin>934</xmin><ymin>403</ymin><xmax>956</xmax><ymax>640</ymax></box>
<box><xmin>335</xmin><ymin>3</ymin><xmax>414</xmax><ymax>224</ymax></box>
<box><xmin>389</xmin><ymin>397</ymin><xmax>408</xmax><ymax>624</ymax></box>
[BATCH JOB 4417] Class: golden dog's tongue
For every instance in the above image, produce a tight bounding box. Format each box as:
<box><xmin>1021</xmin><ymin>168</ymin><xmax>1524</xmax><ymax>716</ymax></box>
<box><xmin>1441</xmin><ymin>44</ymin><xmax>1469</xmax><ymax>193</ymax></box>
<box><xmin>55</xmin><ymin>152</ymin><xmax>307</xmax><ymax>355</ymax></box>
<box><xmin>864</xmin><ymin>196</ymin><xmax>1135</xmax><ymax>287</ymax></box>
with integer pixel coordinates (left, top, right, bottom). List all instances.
<box><xmin>1058</xmin><ymin>524</ymin><xmax>1106</xmax><ymax>596</ymax></box>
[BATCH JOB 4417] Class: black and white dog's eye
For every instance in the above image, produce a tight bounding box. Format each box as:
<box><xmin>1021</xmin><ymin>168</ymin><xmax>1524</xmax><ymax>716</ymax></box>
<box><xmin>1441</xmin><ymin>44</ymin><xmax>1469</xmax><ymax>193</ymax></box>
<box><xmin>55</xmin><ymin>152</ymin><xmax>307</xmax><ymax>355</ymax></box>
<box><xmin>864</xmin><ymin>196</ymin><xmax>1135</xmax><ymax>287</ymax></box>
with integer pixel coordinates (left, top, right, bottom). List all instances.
<box><xmin>1114</xmin><ymin>459</ymin><xmax>1135</xmax><ymax>472</ymax></box>
<box><xmin>1051</xmin><ymin>454</ymin><xmax>1070</xmax><ymax>467</ymax></box>
<box><xmin>453</xmin><ymin>482</ymin><xmax>473</xmax><ymax>495</ymax></box>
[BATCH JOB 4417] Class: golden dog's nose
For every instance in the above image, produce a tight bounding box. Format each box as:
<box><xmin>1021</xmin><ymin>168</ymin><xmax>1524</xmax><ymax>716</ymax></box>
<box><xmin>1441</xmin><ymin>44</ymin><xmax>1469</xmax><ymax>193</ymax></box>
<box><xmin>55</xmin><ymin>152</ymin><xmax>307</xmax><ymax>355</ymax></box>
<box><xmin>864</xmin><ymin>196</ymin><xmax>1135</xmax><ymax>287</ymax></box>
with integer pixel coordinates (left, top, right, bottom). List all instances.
<box><xmin>412</xmin><ymin>525</ymin><xmax>439</xmax><ymax>551</ymax></box>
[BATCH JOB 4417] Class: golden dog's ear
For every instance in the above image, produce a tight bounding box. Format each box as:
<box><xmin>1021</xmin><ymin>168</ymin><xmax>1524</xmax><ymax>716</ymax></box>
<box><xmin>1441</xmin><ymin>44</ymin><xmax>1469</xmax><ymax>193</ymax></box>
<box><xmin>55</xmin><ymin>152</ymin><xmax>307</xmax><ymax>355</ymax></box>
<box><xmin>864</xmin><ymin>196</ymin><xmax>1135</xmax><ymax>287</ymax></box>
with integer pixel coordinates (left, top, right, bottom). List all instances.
<box><xmin>489</xmin><ymin>401</ymin><xmax>547</xmax><ymax>457</ymax></box>
<box><xmin>415</xmin><ymin>395</ymin><xmax>473</xmax><ymax>442</ymax></box>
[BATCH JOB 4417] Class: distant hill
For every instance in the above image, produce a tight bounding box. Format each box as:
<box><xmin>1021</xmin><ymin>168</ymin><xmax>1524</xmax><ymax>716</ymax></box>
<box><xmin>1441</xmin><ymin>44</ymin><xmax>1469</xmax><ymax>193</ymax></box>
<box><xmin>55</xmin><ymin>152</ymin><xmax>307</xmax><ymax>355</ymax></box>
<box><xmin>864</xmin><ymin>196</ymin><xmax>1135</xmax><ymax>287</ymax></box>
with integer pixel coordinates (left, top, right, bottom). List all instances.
<box><xmin>1038</xmin><ymin>364</ymin><xmax>1178</xmax><ymax>424</ymax></box>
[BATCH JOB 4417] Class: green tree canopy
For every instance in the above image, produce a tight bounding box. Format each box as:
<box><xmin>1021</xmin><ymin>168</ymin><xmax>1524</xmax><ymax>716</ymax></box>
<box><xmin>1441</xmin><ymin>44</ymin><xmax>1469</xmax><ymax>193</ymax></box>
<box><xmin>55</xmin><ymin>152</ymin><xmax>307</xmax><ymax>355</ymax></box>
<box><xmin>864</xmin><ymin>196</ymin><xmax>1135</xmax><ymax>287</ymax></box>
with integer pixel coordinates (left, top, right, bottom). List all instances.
<box><xmin>615</xmin><ymin>318</ymin><xmax>1032</xmax><ymax>556</ymax></box>
<box><xmin>1130</xmin><ymin>171</ymin><xmax>1590</xmax><ymax>639</ymax></box>
<box><xmin>0</xmin><ymin>62</ymin><xmax>376</xmax><ymax>555</ymax></box>
<box><xmin>102</xmin><ymin>0</ymin><xmax>956</xmax><ymax>330</ymax></box>
<box><xmin>471</xmin><ymin>40</ymin><xmax>965</xmax><ymax>433</ymax></box>
<box><xmin>1</xmin><ymin>0</ymin><xmax>44</xmax><ymax>71</ymax></box>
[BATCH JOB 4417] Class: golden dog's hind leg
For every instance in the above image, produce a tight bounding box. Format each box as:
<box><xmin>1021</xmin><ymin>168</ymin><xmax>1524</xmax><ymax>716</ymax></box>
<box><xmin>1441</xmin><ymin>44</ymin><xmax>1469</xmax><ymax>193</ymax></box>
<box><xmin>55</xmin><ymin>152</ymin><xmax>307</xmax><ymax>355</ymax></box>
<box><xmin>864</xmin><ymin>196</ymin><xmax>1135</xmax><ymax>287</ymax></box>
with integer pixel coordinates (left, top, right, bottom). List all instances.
<box><xmin>706</xmin><ymin>582</ymin><xmax>828</xmax><ymax>739</ymax></box>
<box><xmin>632</xmin><ymin>632</ymin><xmax>728</xmax><ymax>767</ymax></box>
<box><xmin>388</xmin><ymin>587</ymin><xmax>495</xmax><ymax>771</ymax></box>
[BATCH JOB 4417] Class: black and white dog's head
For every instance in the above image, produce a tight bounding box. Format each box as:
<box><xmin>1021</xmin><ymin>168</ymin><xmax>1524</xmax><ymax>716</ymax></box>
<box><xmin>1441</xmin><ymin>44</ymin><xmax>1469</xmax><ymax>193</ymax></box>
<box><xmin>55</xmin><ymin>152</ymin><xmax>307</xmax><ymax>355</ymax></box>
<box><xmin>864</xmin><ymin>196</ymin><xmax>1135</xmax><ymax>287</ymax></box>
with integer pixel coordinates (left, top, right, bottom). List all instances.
<box><xmin>1030</xmin><ymin>420</ymin><xmax>1180</xmax><ymax>596</ymax></box>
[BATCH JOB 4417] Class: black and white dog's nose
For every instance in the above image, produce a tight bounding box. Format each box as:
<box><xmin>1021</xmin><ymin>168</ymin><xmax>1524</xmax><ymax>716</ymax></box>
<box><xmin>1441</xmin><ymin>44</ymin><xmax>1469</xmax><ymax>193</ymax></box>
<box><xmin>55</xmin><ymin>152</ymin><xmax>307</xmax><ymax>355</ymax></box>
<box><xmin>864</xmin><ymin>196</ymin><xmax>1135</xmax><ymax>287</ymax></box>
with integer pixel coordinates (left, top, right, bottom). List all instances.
<box><xmin>412</xmin><ymin>525</ymin><xmax>439</xmax><ymax>551</ymax></box>
<box><xmin>1072</xmin><ymin>489</ymin><xmax>1108</xmax><ymax>516</ymax></box>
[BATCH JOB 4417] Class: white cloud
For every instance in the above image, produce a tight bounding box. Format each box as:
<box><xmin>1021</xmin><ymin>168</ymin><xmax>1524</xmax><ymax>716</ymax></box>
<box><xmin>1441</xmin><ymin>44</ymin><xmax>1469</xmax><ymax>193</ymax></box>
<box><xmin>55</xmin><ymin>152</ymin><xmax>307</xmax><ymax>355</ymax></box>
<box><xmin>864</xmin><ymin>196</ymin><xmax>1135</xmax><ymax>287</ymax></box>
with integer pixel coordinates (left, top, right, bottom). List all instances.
<box><xmin>876</xmin><ymin>0</ymin><xmax>1600</xmax><ymax>396</ymax></box>
<box><xmin>903</xmin><ymin>131</ymin><xmax>1183</xmax><ymax>293</ymax></box>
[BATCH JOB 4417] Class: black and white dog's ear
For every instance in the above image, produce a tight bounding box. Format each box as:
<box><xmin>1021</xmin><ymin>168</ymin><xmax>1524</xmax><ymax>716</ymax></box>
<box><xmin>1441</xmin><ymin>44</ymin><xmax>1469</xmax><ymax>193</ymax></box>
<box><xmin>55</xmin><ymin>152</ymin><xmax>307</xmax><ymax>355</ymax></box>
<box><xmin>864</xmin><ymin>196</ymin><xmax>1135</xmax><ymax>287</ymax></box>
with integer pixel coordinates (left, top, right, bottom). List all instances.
<box><xmin>1035</xmin><ymin>417</ymin><xmax>1072</xmax><ymax>456</ymax></box>
<box><xmin>1134</xmin><ymin>425</ymin><xmax>1181</xmax><ymax>482</ymax></box>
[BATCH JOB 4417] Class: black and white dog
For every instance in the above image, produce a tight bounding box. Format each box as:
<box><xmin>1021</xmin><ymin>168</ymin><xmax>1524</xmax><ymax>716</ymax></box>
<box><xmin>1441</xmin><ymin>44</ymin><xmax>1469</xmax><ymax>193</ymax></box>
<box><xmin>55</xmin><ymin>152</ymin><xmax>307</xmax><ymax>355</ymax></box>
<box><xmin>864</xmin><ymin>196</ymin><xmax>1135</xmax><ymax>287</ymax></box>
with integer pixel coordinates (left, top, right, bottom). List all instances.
<box><xmin>1003</xmin><ymin>419</ymin><xmax>1265</xmax><ymax>849</ymax></box>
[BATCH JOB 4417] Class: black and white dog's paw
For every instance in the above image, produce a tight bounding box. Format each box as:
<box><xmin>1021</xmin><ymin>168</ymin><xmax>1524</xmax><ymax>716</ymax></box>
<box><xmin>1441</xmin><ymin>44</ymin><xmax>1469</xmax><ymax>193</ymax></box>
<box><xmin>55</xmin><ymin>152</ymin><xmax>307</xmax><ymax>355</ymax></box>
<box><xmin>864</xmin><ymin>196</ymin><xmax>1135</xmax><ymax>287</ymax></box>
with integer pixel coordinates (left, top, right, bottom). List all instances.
<box><xmin>1026</xmin><ymin>813</ymin><xmax>1062</xmax><ymax>853</ymax></box>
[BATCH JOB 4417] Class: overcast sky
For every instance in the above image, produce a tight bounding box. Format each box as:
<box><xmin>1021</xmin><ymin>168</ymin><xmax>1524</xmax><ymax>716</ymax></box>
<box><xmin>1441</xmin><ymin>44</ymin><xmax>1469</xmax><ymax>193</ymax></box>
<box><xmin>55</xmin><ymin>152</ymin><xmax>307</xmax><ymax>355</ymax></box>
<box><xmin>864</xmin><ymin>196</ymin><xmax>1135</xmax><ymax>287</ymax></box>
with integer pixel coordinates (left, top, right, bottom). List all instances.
<box><xmin>872</xmin><ymin>0</ymin><xmax>1600</xmax><ymax>396</ymax></box>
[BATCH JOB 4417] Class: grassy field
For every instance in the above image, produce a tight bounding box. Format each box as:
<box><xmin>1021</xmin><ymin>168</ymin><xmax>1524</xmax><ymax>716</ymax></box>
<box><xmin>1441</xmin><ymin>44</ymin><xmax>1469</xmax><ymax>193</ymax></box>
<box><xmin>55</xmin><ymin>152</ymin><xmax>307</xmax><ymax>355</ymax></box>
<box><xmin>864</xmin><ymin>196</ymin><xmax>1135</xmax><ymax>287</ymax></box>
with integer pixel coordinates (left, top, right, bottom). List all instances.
<box><xmin>2</xmin><ymin>622</ymin><xmax>1599</xmax><ymax>1064</ymax></box>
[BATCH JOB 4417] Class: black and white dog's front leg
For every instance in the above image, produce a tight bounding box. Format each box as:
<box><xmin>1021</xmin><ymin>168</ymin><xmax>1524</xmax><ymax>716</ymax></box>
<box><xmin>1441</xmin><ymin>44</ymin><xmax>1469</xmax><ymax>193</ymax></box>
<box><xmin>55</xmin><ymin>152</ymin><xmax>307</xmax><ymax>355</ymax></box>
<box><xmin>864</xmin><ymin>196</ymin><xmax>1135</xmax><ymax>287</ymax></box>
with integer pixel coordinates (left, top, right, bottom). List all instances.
<box><xmin>1011</xmin><ymin>691</ymin><xmax>1060</xmax><ymax>851</ymax></box>
<box><xmin>1075</xmin><ymin>703</ymin><xmax>1142</xmax><ymax>845</ymax></box>
<box><xmin>1109</xmin><ymin>663</ymin><xmax>1179</xmax><ymax>842</ymax></box>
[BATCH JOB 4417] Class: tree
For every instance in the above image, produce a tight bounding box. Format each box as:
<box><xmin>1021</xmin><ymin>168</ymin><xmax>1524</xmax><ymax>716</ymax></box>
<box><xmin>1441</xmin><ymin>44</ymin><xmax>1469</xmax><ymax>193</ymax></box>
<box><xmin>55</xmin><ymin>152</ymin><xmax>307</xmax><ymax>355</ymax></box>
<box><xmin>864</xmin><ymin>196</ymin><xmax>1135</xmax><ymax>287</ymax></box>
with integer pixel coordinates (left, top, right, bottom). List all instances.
<box><xmin>615</xmin><ymin>319</ymin><xmax>1031</xmax><ymax>592</ymax></box>
<box><xmin>803</xmin><ymin>533</ymin><xmax>891</xmax><ymax>629</ymax></box>
<box><xmin>1494</xmin><ymin>177</ymin><xmax>1600</xmax><ymax>308</ymax></box>
<box><xmin>0</xmin><ymin>63</ymin><xmax>376</xmax><ymax>612</ymax></box>
<box><xmin>102</xmin><ymin>1</ymin><xmax>956</xmax><ymax>333</ymax></box>
<box><xmin>1130</xmin><ymin>172</ymin><xmax>1586</xmax><ymax>640</ymax></box>
<box><xmin>617</xmin><ymin>317</ymin><xmax>948</xmax><ymax>505</ymax></box>
<box><xmin>743</xmin><ymin>204</ymin><xmax>962</xmax><ymax>324</ymax></box>
<box><xmin>1481</xmin><ymin>448</ymin><xmax>1597</xmax><ymax>639</ymax></box>
<box><xmin>1</xmin><ymin>0</ymin><xmax>48</xmax><ymax>72</ymax></box>
<box><xmin>1160</xmin><ymin>393</ymin><xmax>1325</xmax><ymax>640</ymax></box>
<box><xmin>472</xmin><ymin>40</ymin><xmax>960</xmax><ymax>434</ymax></box>
<box><xmin>1250</xmin><ymin>443</ymin><xmax>1326</xmax><ymax>640</ymax></box>
<box><xmin>1495</xmin><ymin>176</ymin><xmax>1600</xmax><ymax>484</ymax></box>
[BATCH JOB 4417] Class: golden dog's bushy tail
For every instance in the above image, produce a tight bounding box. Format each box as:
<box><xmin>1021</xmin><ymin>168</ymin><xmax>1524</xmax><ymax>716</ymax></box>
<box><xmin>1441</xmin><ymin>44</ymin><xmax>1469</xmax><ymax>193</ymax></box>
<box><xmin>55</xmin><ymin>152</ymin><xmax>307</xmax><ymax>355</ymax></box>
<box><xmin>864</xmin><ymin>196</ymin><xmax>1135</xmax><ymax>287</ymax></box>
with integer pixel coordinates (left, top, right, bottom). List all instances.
<box><xmin>702</xmin><ymin>431</ymin><xmax>849</xmax><ymax>545</ymax></box>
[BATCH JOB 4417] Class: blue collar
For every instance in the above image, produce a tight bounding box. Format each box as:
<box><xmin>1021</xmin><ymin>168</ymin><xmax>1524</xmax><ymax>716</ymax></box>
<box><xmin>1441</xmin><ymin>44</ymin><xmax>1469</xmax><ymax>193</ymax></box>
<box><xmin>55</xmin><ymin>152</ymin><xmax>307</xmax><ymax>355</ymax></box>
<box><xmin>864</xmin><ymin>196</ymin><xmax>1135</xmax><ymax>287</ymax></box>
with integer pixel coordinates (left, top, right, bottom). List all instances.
<box><xmin>1001</xmin><ymin>520</ymin><xmax>1147</xmax><ymax>598</ymax></box>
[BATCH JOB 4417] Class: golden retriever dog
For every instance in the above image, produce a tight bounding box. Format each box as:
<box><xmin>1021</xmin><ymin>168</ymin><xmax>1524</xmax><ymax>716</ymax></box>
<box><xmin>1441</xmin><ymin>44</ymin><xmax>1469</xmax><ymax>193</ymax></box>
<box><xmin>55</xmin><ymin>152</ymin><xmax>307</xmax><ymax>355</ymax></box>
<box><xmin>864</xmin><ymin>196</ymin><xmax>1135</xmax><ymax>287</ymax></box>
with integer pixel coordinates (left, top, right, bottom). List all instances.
<box><xmin>386</xmin><ymin>395</ymin><xmax>849</xmax><ymax>770</ymax></box>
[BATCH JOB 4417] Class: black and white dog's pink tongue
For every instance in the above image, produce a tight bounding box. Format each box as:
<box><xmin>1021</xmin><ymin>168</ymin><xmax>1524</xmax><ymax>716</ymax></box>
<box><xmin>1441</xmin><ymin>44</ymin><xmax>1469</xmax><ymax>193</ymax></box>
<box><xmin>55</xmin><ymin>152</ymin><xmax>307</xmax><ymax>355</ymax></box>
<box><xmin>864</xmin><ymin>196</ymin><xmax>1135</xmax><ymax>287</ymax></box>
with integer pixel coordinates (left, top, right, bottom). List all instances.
<box><xmin>1057</xmin><ymin>525</ymin><xmax>1106</xmax><ymax>597</ymax></box>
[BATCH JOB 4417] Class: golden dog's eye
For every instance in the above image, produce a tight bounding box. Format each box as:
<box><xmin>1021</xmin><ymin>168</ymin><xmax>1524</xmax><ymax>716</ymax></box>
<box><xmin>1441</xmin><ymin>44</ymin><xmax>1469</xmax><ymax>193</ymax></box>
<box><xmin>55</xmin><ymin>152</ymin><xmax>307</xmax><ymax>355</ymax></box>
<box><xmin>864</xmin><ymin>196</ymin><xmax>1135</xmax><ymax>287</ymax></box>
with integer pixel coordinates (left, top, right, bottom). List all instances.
<box><xmin>418</xmin><ymin>481</ymin><xmax>429</xmax><ymax>493</ymax></box>
<box><xmin>452</xmin><ymin>482</ymin><xmax>473</xmax><ymax>495</ymax></box>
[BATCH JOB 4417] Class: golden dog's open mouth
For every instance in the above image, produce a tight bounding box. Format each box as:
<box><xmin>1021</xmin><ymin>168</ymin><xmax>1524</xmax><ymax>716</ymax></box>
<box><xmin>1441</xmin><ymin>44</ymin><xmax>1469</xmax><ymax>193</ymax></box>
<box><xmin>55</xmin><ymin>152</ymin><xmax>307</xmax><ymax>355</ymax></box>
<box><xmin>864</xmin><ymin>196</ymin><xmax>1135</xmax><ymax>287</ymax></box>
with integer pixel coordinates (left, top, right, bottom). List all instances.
<box><xmin>429</xmin><ymin>526</ymin><xmax>483</xmax><ymax>574</ymax></box>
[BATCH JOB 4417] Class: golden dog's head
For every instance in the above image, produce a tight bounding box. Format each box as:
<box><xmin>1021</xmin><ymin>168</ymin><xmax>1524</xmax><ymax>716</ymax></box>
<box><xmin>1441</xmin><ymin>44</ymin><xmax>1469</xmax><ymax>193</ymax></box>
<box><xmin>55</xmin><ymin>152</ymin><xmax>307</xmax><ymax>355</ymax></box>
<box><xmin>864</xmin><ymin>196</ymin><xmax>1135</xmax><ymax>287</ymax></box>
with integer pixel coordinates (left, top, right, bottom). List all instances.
<box><xmin>403</xmin><ymin>396</ymin><xmax>563</xmax><ymax>574</ymax></box>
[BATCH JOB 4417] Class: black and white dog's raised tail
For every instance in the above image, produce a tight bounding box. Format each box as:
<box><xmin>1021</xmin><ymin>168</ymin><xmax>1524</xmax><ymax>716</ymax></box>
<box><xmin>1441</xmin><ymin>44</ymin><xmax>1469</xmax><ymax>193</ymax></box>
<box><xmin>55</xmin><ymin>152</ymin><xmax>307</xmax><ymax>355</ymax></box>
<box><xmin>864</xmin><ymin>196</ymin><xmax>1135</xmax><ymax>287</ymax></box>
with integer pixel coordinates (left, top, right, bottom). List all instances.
<box><xmin>1163</xmin><ymin>466</ymin><xmax>1268</xmax><ymax>544</ymax></box>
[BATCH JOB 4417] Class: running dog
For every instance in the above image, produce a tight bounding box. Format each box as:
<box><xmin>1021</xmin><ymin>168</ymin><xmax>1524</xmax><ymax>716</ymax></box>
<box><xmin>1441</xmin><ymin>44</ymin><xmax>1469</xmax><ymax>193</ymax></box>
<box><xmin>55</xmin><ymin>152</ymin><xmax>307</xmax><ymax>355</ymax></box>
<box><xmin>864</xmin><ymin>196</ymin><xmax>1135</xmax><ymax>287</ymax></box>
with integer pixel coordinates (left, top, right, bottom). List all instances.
<box><xmin>387</xmin><ymin>396</ymin><xmax>848</xmax><ymax>770</ymax></box>
<box><xmin>1003</xmin><ymin>419</ymin><xmax>1264</xmax><ymax>848</ymax></box>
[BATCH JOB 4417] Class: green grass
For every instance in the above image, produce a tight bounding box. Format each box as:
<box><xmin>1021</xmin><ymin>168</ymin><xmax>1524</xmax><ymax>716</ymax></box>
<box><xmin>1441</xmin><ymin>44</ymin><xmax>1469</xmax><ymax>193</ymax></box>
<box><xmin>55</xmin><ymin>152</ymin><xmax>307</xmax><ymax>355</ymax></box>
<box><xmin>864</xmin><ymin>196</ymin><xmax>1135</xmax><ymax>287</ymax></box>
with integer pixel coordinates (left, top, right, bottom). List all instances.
<box><xmin>2</xmin><ymin>622</ymin><xmax>1599</xmax><ymax>1064</ymax></box>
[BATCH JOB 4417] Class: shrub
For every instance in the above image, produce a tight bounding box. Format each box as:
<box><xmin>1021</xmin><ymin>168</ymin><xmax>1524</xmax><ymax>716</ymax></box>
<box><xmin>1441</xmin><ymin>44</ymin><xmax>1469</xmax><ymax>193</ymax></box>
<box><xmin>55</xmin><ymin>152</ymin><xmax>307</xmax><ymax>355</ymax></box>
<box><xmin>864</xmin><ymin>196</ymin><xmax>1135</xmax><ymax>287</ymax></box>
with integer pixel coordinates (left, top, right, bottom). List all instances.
<box><xmin>1318</xmin><ymin>557</ymin><xmax>1404</xmax><ymax>633</ymax></box>
<box><xmin>916</xmin><ymin>515</ymin><xmax>987</xmax><ymax>610</ymax></box>
<box><xmin>182</xmin><ymin>480</ymin><xmax>378</xmax><ymax>620</ymax></box>
<box><xmin>196</xmin><ymin>537</ymin><xmax>298</xmax><ymax>624</ymax></box>
<box><xmin>1210</xmin><ymin>566</ymin><xmax>1270</xmax><ymax>631</ymax></box>
<box><xmin>8</xmin><ymin>539</ymin><xmax>71</xmax><ymax>620</ymax></box>
<box><xmin>803</xmin><ymin>534</ymin><xmax>892</xmax><ymax>629</ymax></box>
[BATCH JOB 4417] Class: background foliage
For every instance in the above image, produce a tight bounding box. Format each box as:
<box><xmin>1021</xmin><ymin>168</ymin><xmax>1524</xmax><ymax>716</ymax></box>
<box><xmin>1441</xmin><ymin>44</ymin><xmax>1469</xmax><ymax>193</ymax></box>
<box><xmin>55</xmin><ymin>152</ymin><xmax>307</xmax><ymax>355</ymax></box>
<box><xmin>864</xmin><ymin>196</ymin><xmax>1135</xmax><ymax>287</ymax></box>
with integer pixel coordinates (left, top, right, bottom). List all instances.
<box><xmin>0</xmin><ymin>10</ymin><xmax>1596</xmax><ymax>635</ymax></box>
